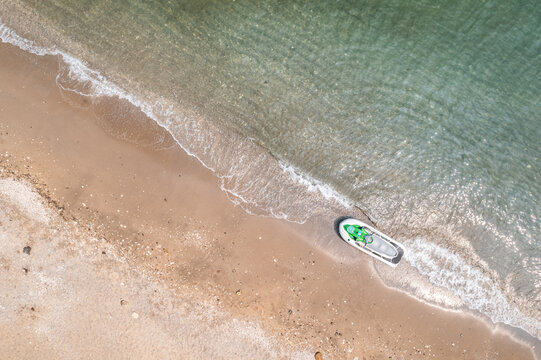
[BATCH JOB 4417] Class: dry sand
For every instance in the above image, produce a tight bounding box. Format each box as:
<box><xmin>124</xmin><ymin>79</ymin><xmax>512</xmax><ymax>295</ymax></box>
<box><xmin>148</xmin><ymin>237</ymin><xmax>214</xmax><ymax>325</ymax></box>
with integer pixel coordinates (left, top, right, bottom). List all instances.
<box><xmin>0</xmin><ymin>41</ymin><xmax>536</xmax><ymax>359</ymax></box>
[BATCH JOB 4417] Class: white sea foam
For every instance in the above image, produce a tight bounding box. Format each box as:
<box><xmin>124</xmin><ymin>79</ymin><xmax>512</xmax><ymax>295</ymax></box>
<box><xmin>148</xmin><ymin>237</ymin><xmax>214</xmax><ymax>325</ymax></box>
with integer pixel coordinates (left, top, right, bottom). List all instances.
<box><xmin>0</xmin><ymin>21</ymin><xmax>48</xmax><ymax>56</ymax></box>
<box><xmin>405</xmin><ymin>238</ymin><xmax>541</xmax><ymax>339</ymax></box>
<box><xmin>279</xmin><ymin>162</ymin><xmax>352</xmax><ymax>209</ymax></box>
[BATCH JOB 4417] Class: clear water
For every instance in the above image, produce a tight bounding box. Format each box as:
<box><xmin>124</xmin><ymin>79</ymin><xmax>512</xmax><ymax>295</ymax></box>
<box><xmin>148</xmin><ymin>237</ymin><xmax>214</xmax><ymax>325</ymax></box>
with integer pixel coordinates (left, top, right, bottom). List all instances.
<box><xmin>1</xmin><ymin>0</ymin><xmax>539</xmax><ymax>339</ymax></box>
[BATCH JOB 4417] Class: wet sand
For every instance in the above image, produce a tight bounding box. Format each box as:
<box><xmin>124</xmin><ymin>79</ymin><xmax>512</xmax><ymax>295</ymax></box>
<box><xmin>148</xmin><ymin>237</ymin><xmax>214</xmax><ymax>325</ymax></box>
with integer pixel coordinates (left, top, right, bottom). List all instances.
<box><xmin>0</xmin><ymin>41</ymin><xmax>535</xmax><ymax>359</ymax></box>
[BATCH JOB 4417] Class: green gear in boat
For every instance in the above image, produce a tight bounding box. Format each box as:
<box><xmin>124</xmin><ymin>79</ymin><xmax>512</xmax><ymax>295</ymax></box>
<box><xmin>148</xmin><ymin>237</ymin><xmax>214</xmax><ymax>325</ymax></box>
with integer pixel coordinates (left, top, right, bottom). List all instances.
<box><xmin>344</xmin><ymin>224</ymin><xmax>373</xmax><ymax>244</ymax></box>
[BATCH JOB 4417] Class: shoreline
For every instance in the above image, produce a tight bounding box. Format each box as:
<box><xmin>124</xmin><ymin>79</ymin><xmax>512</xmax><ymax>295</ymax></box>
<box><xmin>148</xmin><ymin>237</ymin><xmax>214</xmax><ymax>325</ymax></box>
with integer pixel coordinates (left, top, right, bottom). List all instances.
<box><xmin>2</xmin><ymin>12</ymin><xmax>540</xmax><ymax>342</ymax></box>
<box><xmin>0</xmin><ymin>38</ymin><xmax>537</xmax><ymax>360</ymax></box>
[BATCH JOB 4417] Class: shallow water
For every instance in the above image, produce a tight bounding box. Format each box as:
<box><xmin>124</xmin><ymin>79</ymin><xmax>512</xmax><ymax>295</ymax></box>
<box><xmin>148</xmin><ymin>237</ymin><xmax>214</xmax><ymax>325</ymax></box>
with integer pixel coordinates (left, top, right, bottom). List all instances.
<box><xmin>1</xmin><ymin>0</ymin><xmax>540</xmax><ymax>339</ymax></box>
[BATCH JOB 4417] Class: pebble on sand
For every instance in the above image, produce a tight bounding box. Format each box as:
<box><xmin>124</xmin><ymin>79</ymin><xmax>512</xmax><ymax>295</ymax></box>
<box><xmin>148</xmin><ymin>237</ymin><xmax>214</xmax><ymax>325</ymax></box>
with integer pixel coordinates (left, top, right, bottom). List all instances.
<box><xmin>23</xmin><ymin>246</ymin><xmax>31</xmax><ymax>255</ymax></box>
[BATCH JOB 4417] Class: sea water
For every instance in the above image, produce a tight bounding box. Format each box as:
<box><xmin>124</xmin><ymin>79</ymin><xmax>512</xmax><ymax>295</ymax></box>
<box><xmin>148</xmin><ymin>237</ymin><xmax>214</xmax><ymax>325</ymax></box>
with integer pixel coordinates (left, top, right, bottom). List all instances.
<box><xmin>0</xmin><ymin>0</ymin><xmax>539</xmax><ymax>341</ymax></box>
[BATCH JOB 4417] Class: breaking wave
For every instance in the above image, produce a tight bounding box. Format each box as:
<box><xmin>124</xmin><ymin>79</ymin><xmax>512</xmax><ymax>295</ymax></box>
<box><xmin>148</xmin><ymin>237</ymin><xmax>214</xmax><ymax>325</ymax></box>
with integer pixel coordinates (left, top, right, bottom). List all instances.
<box><xmin>405</xmin><ymin>238</ymin><xmax>541</xmax><ymax>339</ymax></box>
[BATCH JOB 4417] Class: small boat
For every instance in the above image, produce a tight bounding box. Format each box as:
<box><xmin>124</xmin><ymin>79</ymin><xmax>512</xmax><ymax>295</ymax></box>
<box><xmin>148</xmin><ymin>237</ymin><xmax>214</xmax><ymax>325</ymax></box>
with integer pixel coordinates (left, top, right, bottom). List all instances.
<box><xmin>338</xmin><ymin>217</ymin><xmax>405</xmax><ymax>267</ymax></box>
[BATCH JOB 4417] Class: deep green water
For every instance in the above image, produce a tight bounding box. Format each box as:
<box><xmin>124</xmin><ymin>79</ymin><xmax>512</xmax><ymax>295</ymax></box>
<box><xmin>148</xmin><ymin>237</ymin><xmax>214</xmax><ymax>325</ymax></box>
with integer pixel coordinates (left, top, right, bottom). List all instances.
<box><xmin>1</xmin><ymin>0</ymin><xmax>540</xmax><ymax>338</ymax></box>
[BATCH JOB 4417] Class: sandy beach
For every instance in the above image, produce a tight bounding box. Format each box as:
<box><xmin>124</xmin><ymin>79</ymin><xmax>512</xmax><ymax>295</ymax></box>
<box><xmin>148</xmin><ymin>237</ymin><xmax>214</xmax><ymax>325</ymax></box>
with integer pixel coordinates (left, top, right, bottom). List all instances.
<box><xmin>0</xmin><ymin>40</ymin><xmax>536</xmax><ymax>360</ymax></box>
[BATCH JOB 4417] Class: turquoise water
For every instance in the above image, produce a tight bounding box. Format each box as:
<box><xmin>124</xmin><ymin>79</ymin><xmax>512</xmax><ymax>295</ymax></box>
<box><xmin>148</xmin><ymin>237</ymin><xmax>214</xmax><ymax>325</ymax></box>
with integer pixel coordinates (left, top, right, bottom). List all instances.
<box><xmin>1</xmin><ymin>0</ymin><xmax>540</xmax><ymax>339</ymax></box>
